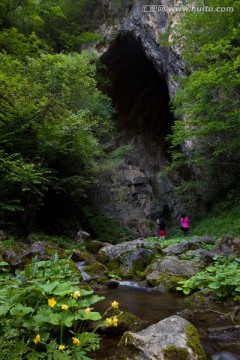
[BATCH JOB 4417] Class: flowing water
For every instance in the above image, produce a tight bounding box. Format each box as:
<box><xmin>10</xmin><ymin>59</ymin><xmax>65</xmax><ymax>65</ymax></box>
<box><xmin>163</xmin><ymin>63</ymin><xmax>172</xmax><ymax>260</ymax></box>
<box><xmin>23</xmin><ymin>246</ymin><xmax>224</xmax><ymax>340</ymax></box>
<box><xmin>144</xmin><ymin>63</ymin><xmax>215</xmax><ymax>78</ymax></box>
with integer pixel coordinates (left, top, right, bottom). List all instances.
<box><xmin>91</xmin><ymin>281</ymin><xmax>240</xmax><ymax>360</ymax></box>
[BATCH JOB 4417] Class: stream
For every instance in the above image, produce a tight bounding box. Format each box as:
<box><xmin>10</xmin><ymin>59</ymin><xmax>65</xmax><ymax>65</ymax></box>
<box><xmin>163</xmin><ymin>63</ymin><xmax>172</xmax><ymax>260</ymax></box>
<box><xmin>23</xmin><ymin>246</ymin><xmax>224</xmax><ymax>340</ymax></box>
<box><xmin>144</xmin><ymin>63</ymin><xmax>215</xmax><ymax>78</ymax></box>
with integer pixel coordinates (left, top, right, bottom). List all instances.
<box><xmin>92</xmin><ymin>281</ymin><xmax>240</xmax><ymax>360</ymax></box>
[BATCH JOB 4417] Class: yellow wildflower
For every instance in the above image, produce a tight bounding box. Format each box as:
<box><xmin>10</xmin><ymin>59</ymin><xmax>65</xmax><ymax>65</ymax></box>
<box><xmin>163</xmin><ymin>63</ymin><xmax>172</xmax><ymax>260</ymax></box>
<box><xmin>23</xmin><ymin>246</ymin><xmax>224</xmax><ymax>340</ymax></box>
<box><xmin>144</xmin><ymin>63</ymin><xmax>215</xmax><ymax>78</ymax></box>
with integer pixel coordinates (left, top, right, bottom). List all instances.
<box><xmin>72</xmin><ymin>337</ymin><xmax>80</xmax><ymax>346</ymax></box>
<box><xmin>111</xmin><ymin>300</ymin><xmax>119</xmax><ymax>309</ymax></box>
<box><xmin>105</xmin><ymin>316</ymin><xmax>118</xmax><ymax>327</ymax></box>
<box><xmin>61</xmin><ymin>304</ymin><xmax>69</xmax><ymax>310</ymax></box>
<box><xmin>112</xmin><ymin>316</ymin><xmax>118</xmax><ymax>327</ymax></box>
<box><xmin>105</xmin><ymin>317</ymin><xmax>113</xmax><ymax>327</ymax></box>
<box><xmin>85</xmin><ymin>307</ymin><xmax>91</xmax><ymax>314</ymax></box>
<box><xmin>48</xmin><ymin>298</ymin><xmax>57</xmax><ymax>307</ymax></box>
<box><xmin>58</xmin><ymin>345</ymin><xmax>65</xmax><ymax>351</ymax></box>
<box><xmin>72</xmin><ymin>291</ymin><xmax>81</xmax><ymax>300</ymax></box>
<box><xmin>33</xmin><ymin>334</ymin><xmax>40</xmax><ymax>344</ymax></box>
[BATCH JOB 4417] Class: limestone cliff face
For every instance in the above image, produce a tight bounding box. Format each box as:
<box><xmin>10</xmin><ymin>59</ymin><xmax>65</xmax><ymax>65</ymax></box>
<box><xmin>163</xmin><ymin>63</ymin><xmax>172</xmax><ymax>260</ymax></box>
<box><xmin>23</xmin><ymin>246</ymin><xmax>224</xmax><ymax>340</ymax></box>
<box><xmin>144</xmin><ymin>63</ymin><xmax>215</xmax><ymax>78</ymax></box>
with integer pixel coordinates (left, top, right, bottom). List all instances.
<box><xmin>91</xmin><ymin>0</ymin><xmax>185</xmax><ymax>236</ymax></box>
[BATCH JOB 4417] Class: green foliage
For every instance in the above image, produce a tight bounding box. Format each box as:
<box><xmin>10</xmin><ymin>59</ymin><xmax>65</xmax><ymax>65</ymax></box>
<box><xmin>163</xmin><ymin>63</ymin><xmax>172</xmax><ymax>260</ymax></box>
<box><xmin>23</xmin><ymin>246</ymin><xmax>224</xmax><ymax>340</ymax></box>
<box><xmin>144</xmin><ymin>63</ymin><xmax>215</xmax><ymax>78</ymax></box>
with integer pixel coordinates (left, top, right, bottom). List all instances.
<box><xmin>27</xmin><ymin>233</ymin><xmax>86</xmax><ymax>251</ymax></box>
<box><xmin>177</xmin><ymin>255</ymin><xmax>240</xmax><ymax>301</ymax></box>
<box><xmin>0</xmin><ymin>0</ymin><xmax>102</xmax><ymax>52</ymax></box>
<box><xmin>0</xmin><ymin>28</ymin><xmax>44</xmax><ymax>58</ymax></box>
<box><xmin>0</xmin><ymin>49</ymin><xmax>113</xmax><ymax>232</ymax></box>
<box><xmin>0</xmin><ymin>255</ymin><xmax>121</xmax><ymax>359</ymax></box>
<box><xmin>89</xmin><ymin>215</ymin><xmax>132</xmax><ymax>244</ymax></box>
<box><xmin>0</xmin><ymin>0</ymin><xmax>114</xmax><ymax>234</ymax></box>
<box><xmin>168</xmin><ymin>0</ymin><xmax>240</xmax><ymax>209</ymax></box>
<box><xmin>145</xmin><ymin>236</ymin><xmax>188</xmax><ymax>249</ymax></box>
<box><xmin>191</xmin><ymin>191</ymin><xmax>240</xmax><ymax>238</ymax></box>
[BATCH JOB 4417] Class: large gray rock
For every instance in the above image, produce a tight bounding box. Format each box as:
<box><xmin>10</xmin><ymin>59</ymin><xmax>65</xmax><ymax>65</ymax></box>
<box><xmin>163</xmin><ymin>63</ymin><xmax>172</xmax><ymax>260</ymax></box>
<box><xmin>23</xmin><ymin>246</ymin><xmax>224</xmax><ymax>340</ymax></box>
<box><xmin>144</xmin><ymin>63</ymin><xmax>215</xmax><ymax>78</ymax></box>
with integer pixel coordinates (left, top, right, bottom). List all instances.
<box><xmin>97</xmin><ymin>239</ymin><xmax>160</xmax><ymax>261</ymax></box>
<box><xmin>146</xmin><ymin>256</ymin><xmax>203</xmax><ymax>289</ymax></box>
<box><xmin>1</xmin><ymin>241</ymin><xmax>66</xmax><ymax>269</ymax></box>
<box><xmin>164</xmin><ymin>236</ymin><xmax>215</xmax><ymax>256</ymax></box>
<box><xmin>96</xmin><ymin>239</ymin><xmax>161</xmax><ymax>277</ymax></box>
<box><xmin>214</xmin><ymin>235</ymin><xmax>240</xmax><ymax>257</ymax></box>
<box><xmin>117</xmin><ymin>315</ymin><xmax>206</xmax><ymax>359</ymax></box>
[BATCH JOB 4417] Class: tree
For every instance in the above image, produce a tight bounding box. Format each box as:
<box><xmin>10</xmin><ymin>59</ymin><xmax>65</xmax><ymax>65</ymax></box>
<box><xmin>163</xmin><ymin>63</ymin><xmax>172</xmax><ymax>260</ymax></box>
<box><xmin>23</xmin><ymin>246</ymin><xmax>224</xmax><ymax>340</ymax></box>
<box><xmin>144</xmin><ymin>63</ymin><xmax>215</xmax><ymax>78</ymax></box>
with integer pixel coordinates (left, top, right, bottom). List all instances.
<box><xmin>0</xmin><ymin>50</ymin><xmax>113</xmax><ymax>233</ymax></box>
<box><xmin>168</xmin><ymin>0</ymin><xmax>240</xmax><ymax>209</ymax></box>
<box><xmin>0</xmin><ymin>0</ymin><xmax>102</xmax><ymax>52</ymax></box>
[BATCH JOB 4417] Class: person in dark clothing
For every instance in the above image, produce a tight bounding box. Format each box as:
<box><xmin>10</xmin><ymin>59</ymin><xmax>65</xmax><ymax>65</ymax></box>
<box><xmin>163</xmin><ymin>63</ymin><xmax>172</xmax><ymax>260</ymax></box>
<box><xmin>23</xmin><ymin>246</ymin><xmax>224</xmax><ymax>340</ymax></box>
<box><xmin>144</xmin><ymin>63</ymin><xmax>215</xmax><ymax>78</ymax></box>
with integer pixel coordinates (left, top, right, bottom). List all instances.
<box><xmin>157</xmin><ymin>217</ymin><xmax>166</xmax><ymax>240</ymax></box>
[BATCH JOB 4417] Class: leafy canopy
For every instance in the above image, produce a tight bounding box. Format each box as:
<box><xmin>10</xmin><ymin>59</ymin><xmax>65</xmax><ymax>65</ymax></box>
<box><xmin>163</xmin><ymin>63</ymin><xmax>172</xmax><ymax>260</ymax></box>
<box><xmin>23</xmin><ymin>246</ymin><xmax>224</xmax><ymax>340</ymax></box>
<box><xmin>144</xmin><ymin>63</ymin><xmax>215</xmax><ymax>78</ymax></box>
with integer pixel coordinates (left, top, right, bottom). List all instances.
<box><xmin>168</xmin><ymin>0</ymin><xmax>240</xmax><ymax>208</ymax></box>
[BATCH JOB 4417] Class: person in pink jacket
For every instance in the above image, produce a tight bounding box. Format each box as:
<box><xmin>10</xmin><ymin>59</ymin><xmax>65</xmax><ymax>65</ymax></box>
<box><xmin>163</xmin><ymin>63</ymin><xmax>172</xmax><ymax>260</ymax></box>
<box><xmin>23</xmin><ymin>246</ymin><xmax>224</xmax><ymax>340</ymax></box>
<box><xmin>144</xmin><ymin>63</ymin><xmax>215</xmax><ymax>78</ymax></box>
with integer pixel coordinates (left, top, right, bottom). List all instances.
<box><xmin>180</xmin><ymin>214</ymin><xmax>189</xmax><ymax>236</ymax></box>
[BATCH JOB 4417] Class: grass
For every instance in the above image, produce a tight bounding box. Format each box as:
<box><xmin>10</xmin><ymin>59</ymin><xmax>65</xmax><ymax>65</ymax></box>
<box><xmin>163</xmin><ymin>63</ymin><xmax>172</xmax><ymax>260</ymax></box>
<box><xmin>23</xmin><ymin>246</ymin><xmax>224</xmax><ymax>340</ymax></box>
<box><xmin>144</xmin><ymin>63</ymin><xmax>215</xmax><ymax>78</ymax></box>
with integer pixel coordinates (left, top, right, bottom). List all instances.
<box><xmin>190</xmin><ymin>198</ymin><xmax>240</xmax><ymax>239</ymax></box>
<box><xmin>146</xmin><ymin>195</ymin><xmax>240</xmax><ymax>247</ymax></box>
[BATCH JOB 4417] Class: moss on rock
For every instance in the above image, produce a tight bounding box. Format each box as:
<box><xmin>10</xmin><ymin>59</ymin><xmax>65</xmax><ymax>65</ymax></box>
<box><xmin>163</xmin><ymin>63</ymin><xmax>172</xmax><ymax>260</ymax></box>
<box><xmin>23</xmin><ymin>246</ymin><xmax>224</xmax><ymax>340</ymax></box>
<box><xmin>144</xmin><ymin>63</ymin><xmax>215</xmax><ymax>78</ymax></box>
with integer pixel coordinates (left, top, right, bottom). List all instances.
<box><xmin>84</xmin><ymin>261</ymin><xmax>107</xmax><ymax>276</ymax></box>
<box><xmin>163</xmin><ymin>345</ymin><xmax>190</xmax><ymax>360</ymax></box>
<box><xmin>152</xmin><ymin>272</ymin><xmax>186</xmax><ymax>290</ymax></box>
<box><xmin>186</xmin><ymin>323</ymin><xmax>206</xmax><ymax>360</ymax></box>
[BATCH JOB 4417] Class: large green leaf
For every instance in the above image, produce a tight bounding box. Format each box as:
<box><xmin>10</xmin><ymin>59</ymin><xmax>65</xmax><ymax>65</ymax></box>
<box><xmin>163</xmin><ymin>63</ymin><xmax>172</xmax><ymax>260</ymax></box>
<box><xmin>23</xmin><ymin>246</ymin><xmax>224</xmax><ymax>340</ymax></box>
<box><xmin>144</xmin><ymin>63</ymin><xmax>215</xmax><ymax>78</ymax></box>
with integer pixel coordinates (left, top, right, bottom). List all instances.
<box><xmin>76</xmin><ymin>310</ymin><xmax>101</xmax><ymax>321</ymax></box>
<box><xmin>52</xmin><ymin>282</ymin><xmax>79</xmax><ymax>296</ymax></box>
<box><xmin>10</xmin><ymin>304</ymin><xmax>34</xmax><ymax>316</ymax></box>
<box><xmin>0</xmin><ymin>304</ymin><xmax>12</xmax><ymax>316</ymax></box>
<box><xmin>38</xmin><ymin>281</ymin><xmax>61</xmax><ymax>293</ymax></box>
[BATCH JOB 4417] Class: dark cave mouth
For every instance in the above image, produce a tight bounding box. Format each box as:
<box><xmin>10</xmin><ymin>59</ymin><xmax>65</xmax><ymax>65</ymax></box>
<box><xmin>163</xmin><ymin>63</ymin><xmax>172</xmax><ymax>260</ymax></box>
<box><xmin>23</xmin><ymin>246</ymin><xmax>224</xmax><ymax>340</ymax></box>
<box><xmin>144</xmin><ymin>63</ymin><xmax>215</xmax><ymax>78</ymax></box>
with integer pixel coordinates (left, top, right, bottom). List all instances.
<box><xmin>100</xmin><ymin>33</ymin><xmax>174</xmax><ymax>150</ymax></box>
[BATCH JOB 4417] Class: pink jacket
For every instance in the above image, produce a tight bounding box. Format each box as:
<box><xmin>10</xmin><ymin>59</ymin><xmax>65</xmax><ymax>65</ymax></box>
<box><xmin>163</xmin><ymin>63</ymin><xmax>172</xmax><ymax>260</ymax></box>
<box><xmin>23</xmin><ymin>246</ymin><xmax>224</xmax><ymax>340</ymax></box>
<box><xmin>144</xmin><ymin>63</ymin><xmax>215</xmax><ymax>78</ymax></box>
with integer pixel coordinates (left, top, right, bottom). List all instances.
<box><xmin>180</xmin><ymin>217</ymin><xmax>189</xmax><ymax>228</ymax></box>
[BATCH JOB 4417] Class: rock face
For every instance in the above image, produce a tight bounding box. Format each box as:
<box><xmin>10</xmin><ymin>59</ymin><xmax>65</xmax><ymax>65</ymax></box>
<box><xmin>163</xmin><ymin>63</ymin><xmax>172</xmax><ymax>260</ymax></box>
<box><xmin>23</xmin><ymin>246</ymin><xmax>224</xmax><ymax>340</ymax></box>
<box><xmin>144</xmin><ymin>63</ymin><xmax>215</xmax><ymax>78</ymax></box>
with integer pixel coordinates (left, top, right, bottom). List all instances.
<box><xmin>90</xmin><ymin>0</ymin><xmax>186</xmax><ymax>234</ymax></box>
<box><xmin>117</xmin><ymin>315</ymin><xmax>206</xmax><ymax>359</ymax></box>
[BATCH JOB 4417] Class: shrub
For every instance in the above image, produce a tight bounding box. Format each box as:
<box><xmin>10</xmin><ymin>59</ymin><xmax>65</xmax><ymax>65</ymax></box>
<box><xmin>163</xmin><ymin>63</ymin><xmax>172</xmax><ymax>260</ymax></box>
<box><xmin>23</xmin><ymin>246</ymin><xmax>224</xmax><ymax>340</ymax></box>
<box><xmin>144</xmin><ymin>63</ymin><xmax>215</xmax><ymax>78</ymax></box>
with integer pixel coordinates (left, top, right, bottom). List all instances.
<box><xmin>177</xmin><ymin>255</ymin><xmax>240</xmax><ymax>301</ymax></box>
<box><xmin>0</xmin><ymin>255</ymin><xmax>121</xmax><ymax>359</ymax></box>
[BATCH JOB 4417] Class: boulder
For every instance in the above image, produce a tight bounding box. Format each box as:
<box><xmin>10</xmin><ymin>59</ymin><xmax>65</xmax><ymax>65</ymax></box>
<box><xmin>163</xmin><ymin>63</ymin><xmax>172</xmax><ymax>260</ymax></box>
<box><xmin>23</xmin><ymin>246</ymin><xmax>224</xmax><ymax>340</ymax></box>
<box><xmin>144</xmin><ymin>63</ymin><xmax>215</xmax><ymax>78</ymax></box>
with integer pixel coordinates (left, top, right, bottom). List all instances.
<box><xmin>215</xmin><ymin>235</ymin><xmax>240</xmax><ymax>257</ymax></box>
<box><xmin>185</xmin><ymin>249</ymin><xmax>216</xmax><ymax>265</ymax></box>
<box><xmin>96</xmin><ymin>239</ymin><xmax>161</xmax><ymax>277</ymax></box>
<box><xmin>71</xmin><ymin>250</ymin><xmax>91</xmax><ymax>263</ymax></box>
<box><xmin>164</xmin><ymin>236</ymin><xmax>215</xmax><ymax>256</ymax></box>
<box><xmin>117</xmin><ymin>315</ymin><xmax>206</xmax><ymax>359</ymax></box>
<box><xmin>145</xmin><ymin>256</ymin><xmax>203</xmax><ymax>289</ymax></box>
<box><xmin>76</xmin><ymin>230</ymin><xmax>90</xmax><ymax>242</ymax></box>
<box><xmin>97</xmin><ymin>239</ymin><xmax>161</xmax><ymax>262</ymax></box>
<box><xmin>1</xmin><ymin>241</ymin><xmax>66</xmax><ymax>268</ymax></box>
<box><xmin>100</xmin><ymin>312</ymin><xmax>148</xmax><ymax>336</ymax></box>
<box><xmin>85</xmin><ymin>239</ymin><xmax>111</xmax><ymax>254</ymax></box>
<box><xmin>206</xmin><ymin>325</ymin><xmax>240</xmax><ymax>342</ymax></box>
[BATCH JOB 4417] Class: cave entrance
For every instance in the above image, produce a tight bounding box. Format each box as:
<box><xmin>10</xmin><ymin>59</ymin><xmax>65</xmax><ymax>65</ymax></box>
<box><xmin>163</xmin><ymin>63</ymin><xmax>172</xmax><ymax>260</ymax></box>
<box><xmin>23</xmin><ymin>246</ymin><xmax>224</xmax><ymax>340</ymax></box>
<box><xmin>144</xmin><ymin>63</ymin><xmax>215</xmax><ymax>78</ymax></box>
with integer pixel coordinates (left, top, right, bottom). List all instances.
<box><xmin>100</xmin><ymin>33</ymin><xmax>174</xmax><ymax>153</ymax></box>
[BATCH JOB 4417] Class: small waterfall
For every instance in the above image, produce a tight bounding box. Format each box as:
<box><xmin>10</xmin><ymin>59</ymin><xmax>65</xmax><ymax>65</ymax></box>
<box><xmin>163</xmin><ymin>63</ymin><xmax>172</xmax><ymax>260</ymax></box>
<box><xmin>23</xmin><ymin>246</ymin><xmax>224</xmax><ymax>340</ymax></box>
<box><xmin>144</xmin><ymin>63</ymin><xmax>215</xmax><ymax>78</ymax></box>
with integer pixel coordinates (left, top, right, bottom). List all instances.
<box><xmin>118</xmin><ymin>280</ymin><xmax>149</xmax><ymax>290</ymax></box>
<box><xmin>77</xmin><ymin>261</ymin><xmax>92</xmax><ymax>281</ymax></box>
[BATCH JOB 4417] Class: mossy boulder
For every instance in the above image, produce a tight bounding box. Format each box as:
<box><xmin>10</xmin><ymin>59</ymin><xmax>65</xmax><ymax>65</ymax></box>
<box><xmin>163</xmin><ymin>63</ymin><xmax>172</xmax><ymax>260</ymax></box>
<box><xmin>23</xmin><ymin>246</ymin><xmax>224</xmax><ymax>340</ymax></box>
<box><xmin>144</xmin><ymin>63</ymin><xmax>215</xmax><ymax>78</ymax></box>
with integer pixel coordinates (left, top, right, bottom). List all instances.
<box><xmin>164</xmin><ymin>236</ymin><xmax>215</xmax><ymax>256</ymax></box>
<box><xmin>1</xmin><ymin>241</ymin><xmax>66</xmax><ymax>269</ymax></box>
<box><xmin>148</xmin><ymin>271</ymin><xmax>187</xmax><ymax>290</ymax></box>
<box><xmin>116</xmin><ymin>315</ymin><xmax>206</xmax><ymax>359</ymax></box>
<box><xmin>145</xmin><ymin>256</ymin><xmax>203</xmax><ymax>290</ymax></box>
<box><xmin>71</xmin><ymin>250</ymin><xmax>92</xmax><ymax>263</ymax></box>
<box><xmin>81</xmin><ymin>261</ymin><xmax>109</xmax><ymax>282</ymax></box>
<box><xmin>84</xmin><ymin>239</ymin><xmax>111</xmax><ymax>254</ymax></box>
<box><xmin>96</xmin><ymin>239</ymin><xmax>162</xmax><ymax>278</ymax></box>
<box><xmin>100</xmin><ymin>311</ymin><xmax>148</xmax><ymax>336</ymax></box>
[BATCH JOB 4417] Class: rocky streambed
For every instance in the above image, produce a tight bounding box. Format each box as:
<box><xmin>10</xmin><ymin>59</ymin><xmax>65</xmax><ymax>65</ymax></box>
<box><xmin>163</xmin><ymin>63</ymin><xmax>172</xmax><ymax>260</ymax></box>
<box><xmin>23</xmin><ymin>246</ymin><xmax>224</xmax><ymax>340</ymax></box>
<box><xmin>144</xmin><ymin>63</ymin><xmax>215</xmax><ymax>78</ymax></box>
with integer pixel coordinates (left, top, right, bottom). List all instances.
<box><xmin>1</xmin><ymin>233</ymin><xmax>240</xmax><ymax>359</ymax></box>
